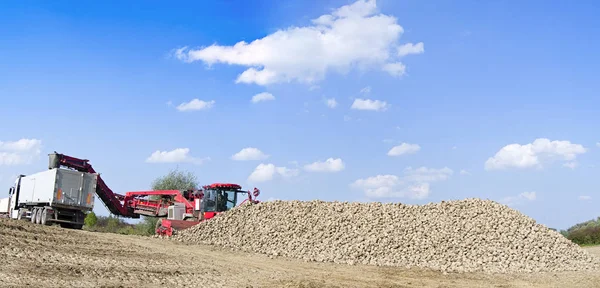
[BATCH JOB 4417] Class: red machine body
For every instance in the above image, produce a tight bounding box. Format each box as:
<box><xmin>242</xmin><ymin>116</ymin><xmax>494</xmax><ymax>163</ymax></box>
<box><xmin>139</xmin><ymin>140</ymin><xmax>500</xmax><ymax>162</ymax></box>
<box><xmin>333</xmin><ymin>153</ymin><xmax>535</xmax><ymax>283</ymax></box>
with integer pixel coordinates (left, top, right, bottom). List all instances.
<box><xmin>49</xmin><ymin>152</ymin><xmax>261</xmax><ymax>235</ymax></box>
<box><xmin>154</xmin><ymin>183</ymin><xmax>260</xmax><ymax>236</ymax></box>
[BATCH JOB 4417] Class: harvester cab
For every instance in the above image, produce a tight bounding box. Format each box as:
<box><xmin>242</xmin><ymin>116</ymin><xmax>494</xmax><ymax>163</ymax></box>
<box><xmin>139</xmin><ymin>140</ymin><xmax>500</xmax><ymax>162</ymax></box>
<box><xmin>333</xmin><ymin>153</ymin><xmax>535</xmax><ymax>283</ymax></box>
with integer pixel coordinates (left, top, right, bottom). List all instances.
<box><xmin>198</xmin><ymin>183</ymin><xmax>260</xmax><ymax>219</ymax></box>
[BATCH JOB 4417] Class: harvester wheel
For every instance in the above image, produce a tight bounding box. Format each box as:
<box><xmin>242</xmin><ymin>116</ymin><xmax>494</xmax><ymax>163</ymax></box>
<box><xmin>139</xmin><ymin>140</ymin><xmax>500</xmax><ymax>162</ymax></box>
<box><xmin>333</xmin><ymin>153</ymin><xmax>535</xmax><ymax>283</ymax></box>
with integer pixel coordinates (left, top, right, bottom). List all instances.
<box><xmin>155</xmin><ymin>218</ymin><xmax>163</xmax><ymax>233</ymax></box>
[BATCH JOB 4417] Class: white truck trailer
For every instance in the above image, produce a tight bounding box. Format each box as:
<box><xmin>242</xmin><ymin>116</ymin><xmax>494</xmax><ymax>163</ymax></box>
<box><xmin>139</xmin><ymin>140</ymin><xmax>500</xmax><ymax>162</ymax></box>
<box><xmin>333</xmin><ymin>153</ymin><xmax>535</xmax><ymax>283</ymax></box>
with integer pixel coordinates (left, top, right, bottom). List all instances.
<box><xmin>0</xmin><ymin>168</ymin><xmax>97</xmax><ymax>229</ymax></box>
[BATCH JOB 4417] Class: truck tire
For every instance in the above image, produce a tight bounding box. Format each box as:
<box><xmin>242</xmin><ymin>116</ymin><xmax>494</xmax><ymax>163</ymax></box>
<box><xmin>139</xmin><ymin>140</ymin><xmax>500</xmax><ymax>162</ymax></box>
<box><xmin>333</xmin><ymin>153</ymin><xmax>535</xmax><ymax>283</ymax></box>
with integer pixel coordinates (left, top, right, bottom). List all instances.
<box><xmin>40</xmin><ymin>208</ymin><xmax>50</xmax><ymax>226</ymax></box>
<box><xmin>35</xmin><ymin>208</ymin><xmax>43</xmax><ymax>224</ymax></box>
<box><xmin>30</xmin><ymin>208</ymin><xmax>38</xmax><ymax>224</ymax></box>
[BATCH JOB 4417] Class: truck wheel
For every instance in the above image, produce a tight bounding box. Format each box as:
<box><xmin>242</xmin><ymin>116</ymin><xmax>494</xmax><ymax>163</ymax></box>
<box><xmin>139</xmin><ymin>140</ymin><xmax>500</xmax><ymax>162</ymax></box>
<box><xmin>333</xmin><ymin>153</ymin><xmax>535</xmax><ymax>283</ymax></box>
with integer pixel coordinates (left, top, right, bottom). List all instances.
<box><xmin>40</xmin><ymin>208</ymin><xmax>50</xmax><ymax>226</ymax></box>
<box><xmin>30</xmin><ymin>208</ymin><xmax>38</xmax><ymax>224</ymax></box>
<box><xmin>17</xmin><ymin>209</ymin><xmax>24</xmax><ymax>220</ymax></box>
<box><xmin>35</xmin><ymin>208</ymin><xmax>43</xmax><ymax>224</ymax></box>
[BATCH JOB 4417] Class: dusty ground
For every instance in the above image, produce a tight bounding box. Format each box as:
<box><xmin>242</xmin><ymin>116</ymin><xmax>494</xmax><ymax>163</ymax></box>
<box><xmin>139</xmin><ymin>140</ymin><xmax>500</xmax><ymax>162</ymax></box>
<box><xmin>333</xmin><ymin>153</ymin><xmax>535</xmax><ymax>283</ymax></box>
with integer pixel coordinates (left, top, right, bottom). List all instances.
<box><xmin>0</xmin><ymin>219</ymin><xmax>599</xmax><ymax>288</ymax></box>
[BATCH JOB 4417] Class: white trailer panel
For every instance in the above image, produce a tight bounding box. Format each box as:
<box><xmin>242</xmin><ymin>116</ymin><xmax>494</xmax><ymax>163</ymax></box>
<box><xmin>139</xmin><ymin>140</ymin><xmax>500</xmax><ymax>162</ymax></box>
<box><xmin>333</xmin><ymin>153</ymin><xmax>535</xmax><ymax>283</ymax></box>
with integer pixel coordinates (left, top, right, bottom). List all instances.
<box><xmin>0</xmin><ymin>197</ymin><xmax>9</xmax><ymax>214</ymax></box>
<box><xmin>18</xmin><ymin>168</ymin><xmax>97</xmax><ymax>211</ymax></box>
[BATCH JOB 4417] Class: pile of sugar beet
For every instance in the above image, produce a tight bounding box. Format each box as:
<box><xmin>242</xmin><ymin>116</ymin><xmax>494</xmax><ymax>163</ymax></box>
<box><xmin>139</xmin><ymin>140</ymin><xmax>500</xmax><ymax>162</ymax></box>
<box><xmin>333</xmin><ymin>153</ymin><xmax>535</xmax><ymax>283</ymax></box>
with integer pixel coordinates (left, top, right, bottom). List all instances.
<box><xmin>171</xmin><ymin>198</ymin><xmax>600</xmax><ymax>273</ymax></box>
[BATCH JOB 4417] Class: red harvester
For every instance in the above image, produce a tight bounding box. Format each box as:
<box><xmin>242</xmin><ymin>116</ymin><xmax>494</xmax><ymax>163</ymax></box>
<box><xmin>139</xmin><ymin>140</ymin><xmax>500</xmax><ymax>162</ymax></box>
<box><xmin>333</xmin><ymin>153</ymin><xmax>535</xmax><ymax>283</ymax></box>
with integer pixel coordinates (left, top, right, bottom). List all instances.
<box><xmin>49</xmin><ymin>152</ymin><xmax>260</xmax><ymax>236</ymax></box>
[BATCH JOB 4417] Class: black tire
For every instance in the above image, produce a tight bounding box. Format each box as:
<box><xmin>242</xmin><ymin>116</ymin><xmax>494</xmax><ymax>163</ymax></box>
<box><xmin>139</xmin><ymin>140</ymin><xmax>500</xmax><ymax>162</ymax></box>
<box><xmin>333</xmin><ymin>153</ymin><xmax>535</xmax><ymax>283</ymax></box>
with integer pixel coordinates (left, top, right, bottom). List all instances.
<box><xmin>40</xmin><ymin>208</ymin><xmax>50</xmax><ymax>226</ymax></box>
<box><xmin>35</xmin><ymin>208</ymin><xmax>43</xmax><ymax>224</ymax></box>
<box><xmin>30</xmin><ymin>208</ymin><xmax>38</xmax><ymax>224</ymax></box>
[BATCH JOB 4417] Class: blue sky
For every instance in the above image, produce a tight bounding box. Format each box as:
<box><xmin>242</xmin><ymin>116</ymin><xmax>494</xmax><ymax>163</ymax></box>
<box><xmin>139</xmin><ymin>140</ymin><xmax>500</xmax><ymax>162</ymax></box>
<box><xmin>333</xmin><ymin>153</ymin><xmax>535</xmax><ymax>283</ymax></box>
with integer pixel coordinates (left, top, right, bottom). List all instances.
<box><xmin>1</xmin><ymin>0</ymin><xmax>599</xmax><ymax>230</ymax></box>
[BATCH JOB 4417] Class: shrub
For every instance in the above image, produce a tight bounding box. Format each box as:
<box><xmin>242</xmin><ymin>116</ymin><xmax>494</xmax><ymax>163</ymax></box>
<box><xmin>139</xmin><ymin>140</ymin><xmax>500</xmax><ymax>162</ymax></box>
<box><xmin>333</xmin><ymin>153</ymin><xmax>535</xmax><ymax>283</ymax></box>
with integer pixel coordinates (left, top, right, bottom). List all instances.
<box><xmin>84</xmin><ymin>211</ymin><xmax>98</xmax><ymax>228</ymax></box>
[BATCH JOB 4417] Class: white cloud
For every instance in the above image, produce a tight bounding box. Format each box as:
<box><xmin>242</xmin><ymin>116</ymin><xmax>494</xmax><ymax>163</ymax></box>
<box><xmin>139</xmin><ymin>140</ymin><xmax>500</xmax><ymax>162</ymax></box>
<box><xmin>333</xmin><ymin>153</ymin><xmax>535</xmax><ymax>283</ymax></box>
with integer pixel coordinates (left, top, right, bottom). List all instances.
<box><xmin>500</xmin><ymin>191</ymin><xmax>537</xmax><ymax>206</ymax></box>
<box><xmin>387</xmin><ymin>143</ymin><xmax>420</xmax><ymax>156</ymax></box>
<box><xmin>579</xmin><ymin>195</ymin><xmax>592</xmax><ymax>201</ymax></box>
<box><xmin>0</xmin><ymin>139</ymin><xmax>42</xmax><ymax>152</ymax></box>
<box><xmin>0</xmin><ymin>138</ymin><xmax>42</xmax><ymax>166</ymax></box>
<box><xmin>381</xmin><ymin>62</ymin><xmax>406</xmax><ymax>77</ymax></box>
<box><xmin>248</xmin><ymin>163</ymin><xmax>299</xmax><ymax>182</ymax></box>
<box><xmin>596</xmin><ymin>142</ymin><xmax>600</xmax><ymax>148</ymax></box>
<box><xmin>460</xmin><ymin>169</ymin><xmax>471</xmax><ymax>175</ymax></box>
<box><xmin>397</xmin><ymin>42</ymin><xmax>424</xmax><ymax>57</ymax></box>
<box><xmin>231</xmin><ymin>147</ymin><xmax>269</xmax><ymax>161</ymax></box>
<box><xmin>176</xmin><ymin>99</ymin><xmax>215</xmax><ymax>111</ymax></box>
<box><xmin>304</xmin><ymin>158</ymin><xmax>345</xmax><ymax>172</ymax></box>
<box><xmin>360</xmin><ymin>86</ymin><xmax>371</xmax><ymax>94</ymax></box>
<box><xmin>485</xmin><ymin>138</ymin><xmax>587</xmax><ymax>170</ymax></box>
<box><xmin>563</xmin><ymin>162</ymin><xmax>578</xmax><ymax>169</ymax></box>
<box><xmin>325</xmin><ymin>98</ymin><xmax>338</xmax><ymax>108</ymax></box>
<box><xmin>351</xmin><ymin>98</ymin><xmax>389</xmax><ymax>111</ymax></box>
<box><xmin>173</xmin><ymin>0</ymin><xmax>422</xmax><ymax>86</ymax></box>
<box><xmin>145</xmin><ymin>148</ymin><xmax>208</xmax><ymax>164</ymax></box>
<box><xmin>351</xmin><ymin>167</ymin><xmax>452</xmax><ymax>199</ymax></box>
<box><xmin>251</xmin><ymin>92</ymin><xmax>275</xmax><ymax>103</ymax></box>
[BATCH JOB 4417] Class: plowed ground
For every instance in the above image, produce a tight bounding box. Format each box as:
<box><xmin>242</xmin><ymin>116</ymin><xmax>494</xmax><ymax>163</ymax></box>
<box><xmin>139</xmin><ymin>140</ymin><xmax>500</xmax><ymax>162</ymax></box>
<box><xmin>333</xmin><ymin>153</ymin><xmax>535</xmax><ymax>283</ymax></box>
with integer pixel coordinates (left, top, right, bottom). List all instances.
<box><xmin>0</xmin><ymin>218</ymin><xmax>599</xmax><ymax>287</ymax></box>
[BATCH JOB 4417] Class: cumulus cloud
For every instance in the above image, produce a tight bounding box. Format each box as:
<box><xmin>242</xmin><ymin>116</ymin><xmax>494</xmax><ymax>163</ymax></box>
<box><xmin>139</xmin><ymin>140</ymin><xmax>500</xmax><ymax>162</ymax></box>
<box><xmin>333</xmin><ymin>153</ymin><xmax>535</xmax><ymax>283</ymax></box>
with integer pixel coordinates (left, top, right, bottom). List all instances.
<box><xmin>563</xmin><ymin>162</ymin><xmax>578</xmax><ymax>169</ymax></box>
<box><xmin>145</xmin><ymin>148</ymin><xmax>208</xmax><ymax>164</ymax></box>
<box><xmin>459</xmin><ymin>169</ymin><xmax>471</xmax><ymax>176</ymax></box>
<box><xmin>248</xmin><ymin>163</ymin><xmax>299</xmax><ymax>182</ymax></box>
<box><xmin>351</xmin><ymin>167</ymin><xmax>452</xmax><ymax>199</ymax></box>
<box><xmin>325</xmin><ymin>98</ymin><xmax>338</xmax><ymax>108</ymax></box>
<box><xmin>360</xmin><ymin>86</ymin><xmax>371</xmax><ymax>94</ymax></box>
<box><xmin>351</xmin><ymin>98</ymin><xmax>389</xmax><ymax>111</ymax></box>
<box><xmin>0</xmin><ymin>138</ymin><xmax>42</xmax><ymax>166</ymax></box>
<box><xmin>251</xmin><ymin>92</ymin><xmax>275</xmax><ymax>103</ymax></box>
<box><xmin>231</xmin><ymin>147</ymin><xmax>269</xmax><ymax>161</ymax></box>
<box><xmin>500</xmin><ymin>191</ymin><xmax>537</xmax><ymax>206</ymax></box>
<box><xmin>485</xmin><ymin>138</ymin><xmax>587</xmax><ymax>170</ymax></box>
<box><xmin>579</xmin><ymin>195</ymin><xmax>592</xmax><ymax>201</ymax></box>
<box><xmin>173</xmin><ymin>0</ymin><xmax>422</xmax><ymax>86</ymax></box>
<box><xmin>387</xmin><ymin>143</ymin><xmax>420</xmax><ymax>156</ymax></box>
<box><xmin>304</xmin><ymin>158</ymin><xmax>345</xmax><ymax>172</ymax></box>
<box><xmin>397</xmin><ymin>42</ymin><xmax>424</xmax><ymax>57</ymax></box>
<box><xmin>176</xmin><ymin>99</ymin><xmax>215</xmax><ymax>111</ymax></box>
<box><xmin>381</xmin><ymin>62</ymin><xmax>406</xmax><ymax>77</ymax></box>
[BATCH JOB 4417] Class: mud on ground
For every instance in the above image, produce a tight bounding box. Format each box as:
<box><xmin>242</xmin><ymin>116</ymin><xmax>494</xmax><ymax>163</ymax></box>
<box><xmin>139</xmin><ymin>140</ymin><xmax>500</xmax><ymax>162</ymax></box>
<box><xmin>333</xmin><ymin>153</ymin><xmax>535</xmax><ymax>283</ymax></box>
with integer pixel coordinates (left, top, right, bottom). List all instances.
<box><xmin>0</xmin><ymin>218</ymin><xmax>599</xmax><ymax>288</ymax></box>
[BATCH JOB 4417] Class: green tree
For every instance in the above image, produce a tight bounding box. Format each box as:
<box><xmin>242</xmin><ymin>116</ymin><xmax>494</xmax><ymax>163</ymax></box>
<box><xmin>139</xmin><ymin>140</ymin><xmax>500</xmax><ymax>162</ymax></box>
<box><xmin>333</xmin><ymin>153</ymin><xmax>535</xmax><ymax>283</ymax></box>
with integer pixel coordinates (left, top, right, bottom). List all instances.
<box><xmin>140</xmin><ymin>169</ymin><xmax>199</xmax><ymax>234</ymax></box>
<box><xmin>84</xmin><ymin>211</ymin><xmax>98</xmax><ymax>228</ymax></box>
<box><xmin>151</xmin><ymin>169</ymin><xmax>198</xmax><ymax>191</ymax></box>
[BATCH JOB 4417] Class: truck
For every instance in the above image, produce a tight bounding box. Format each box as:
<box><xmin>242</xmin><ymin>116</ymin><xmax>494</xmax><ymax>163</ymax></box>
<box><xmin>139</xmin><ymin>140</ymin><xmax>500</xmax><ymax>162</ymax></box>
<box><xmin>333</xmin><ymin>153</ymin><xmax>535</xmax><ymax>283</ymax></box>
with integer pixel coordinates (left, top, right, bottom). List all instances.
<box><xmin>0</xmin><ymin>164</ymin><xmax>97</xmax><ymax>229</ymax></box>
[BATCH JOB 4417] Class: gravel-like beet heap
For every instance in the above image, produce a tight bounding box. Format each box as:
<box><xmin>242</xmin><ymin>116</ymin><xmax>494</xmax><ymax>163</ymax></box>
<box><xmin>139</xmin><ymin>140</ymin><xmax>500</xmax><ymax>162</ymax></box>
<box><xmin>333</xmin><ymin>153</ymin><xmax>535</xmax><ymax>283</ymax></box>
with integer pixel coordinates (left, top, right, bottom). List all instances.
<box><xmin>172</xmin><ymin>198</ymin><xmax>600</xmax><ymax>273</ymax></box>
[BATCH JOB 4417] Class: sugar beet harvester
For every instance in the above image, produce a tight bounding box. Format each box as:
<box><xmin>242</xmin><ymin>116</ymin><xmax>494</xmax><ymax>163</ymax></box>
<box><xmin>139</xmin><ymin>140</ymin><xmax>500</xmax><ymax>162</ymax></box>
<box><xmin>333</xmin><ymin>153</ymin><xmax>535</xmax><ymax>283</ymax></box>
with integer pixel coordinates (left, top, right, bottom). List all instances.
<box><xmin>0</xmin><ymin>152</ymin><xmax>260</xmax><ymax>235</ymax></box>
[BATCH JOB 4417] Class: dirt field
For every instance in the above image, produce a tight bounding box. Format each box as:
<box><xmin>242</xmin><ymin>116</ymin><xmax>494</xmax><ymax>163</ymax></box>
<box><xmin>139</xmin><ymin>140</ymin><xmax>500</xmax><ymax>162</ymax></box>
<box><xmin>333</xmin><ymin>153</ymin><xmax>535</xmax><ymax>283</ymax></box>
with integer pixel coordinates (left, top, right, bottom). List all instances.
<box><xmin>1</xmin><ymin>219</ymin><xmax>599</xmax><ymax>288</ymax></box>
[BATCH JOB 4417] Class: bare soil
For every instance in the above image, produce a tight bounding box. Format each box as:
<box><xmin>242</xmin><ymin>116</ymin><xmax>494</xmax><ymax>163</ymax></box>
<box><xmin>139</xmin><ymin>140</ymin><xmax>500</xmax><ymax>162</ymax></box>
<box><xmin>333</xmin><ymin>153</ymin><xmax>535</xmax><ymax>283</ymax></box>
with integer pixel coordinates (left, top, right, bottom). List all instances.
<box><xmin>0</xmin><ymin>218</ymin><xmax>599</xmax><ymax>288</ymax></box>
